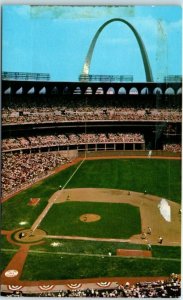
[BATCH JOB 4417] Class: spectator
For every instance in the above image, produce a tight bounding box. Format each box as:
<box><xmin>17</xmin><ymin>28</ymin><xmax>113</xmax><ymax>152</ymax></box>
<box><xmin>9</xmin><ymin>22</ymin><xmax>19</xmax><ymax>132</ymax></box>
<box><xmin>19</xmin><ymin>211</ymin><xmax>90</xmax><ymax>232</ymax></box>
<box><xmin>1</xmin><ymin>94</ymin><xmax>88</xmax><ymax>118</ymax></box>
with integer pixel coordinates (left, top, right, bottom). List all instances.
<box><xmin>2</xmin><ymin>151</ymin><xmax>71</xmax><ymax>198</ymax></box>
<box><xmin>1</xmin><ymin>275</ymin><xmax>180</xmax><ymax>297</ymax></box>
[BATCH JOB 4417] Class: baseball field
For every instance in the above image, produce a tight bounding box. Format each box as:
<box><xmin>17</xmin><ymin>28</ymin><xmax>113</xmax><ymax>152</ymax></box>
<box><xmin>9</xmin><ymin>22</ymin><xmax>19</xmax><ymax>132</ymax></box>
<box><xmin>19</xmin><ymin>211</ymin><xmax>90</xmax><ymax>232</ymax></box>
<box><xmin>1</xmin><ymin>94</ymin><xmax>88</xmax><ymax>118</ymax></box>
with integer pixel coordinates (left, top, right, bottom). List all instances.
<box><xmin>1</xmin><ymin>157</ymin><xmax>181</xmax><ymax>283</ymax></box>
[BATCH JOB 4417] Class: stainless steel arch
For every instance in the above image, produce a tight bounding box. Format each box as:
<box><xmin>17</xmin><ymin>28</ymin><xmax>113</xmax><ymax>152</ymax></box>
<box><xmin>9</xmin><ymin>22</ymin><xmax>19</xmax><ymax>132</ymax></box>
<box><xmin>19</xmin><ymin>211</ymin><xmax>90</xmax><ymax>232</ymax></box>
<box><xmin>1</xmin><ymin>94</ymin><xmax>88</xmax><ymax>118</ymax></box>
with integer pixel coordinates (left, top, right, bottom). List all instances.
<box><xmin>81</xmin><ymin>18</ymin><xmax>153</xmax><ymax>82</ymax></box>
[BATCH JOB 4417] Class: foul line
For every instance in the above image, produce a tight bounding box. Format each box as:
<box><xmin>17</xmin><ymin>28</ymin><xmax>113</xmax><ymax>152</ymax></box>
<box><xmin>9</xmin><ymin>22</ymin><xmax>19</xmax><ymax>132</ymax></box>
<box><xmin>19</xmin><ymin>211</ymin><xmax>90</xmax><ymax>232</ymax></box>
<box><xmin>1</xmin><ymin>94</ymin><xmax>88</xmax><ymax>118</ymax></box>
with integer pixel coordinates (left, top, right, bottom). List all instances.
<box><xmin>27</xmin><ymin>250</ymin><xmax>182</xmax><ymax>261</ymax></box>
<box><xmin>31</xmin><ymin>159</ymin><xmax>85</xmax><ymax>232</ymax></box>
<box><xmin>2</xmin><ymin>248</ymin><xmax>180</xmax><ymax>262</ymax></box>
<box><xmin>33</xmin><ymin>233</ymin><xmax>181</xmax><ymax>246</ymax></box>
<box><xmin>44</xmin><ymin>234</ymin><xmax>130</xmax><ymax>243</ymax></box>
<box><xmin>61</xmin><ymin>159</ymin><xmax>85</xmax><ymax>190</ymax></box>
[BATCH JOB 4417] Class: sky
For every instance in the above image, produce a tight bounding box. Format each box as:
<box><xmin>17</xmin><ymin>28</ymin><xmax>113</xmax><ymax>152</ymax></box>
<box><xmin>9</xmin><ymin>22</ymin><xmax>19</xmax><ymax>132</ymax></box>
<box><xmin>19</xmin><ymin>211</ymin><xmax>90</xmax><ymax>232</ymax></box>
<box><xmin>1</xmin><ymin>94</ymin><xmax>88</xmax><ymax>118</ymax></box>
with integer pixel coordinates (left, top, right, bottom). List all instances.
<box><xmin>2</xmin><ymin>5</ymin><xmax>182</xmax><ymax>82</ymax></box>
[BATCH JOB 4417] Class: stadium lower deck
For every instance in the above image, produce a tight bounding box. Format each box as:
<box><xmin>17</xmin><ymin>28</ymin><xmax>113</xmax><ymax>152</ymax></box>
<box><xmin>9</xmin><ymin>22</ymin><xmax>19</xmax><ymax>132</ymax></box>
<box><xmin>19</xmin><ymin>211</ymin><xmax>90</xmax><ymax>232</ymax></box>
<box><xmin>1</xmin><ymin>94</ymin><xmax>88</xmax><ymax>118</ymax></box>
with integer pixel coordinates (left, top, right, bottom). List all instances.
<box><xmin>1</xmin><ymin>80</ymin><xmax>181</xmax><ymax>297</ymax></box>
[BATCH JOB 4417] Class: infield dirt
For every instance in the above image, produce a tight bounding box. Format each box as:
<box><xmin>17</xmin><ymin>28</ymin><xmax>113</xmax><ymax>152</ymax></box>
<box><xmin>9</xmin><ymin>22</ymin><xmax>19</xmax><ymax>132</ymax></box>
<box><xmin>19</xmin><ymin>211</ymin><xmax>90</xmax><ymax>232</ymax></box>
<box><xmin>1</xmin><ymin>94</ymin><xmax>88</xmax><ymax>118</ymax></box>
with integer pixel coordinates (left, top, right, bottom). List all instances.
<box><xmin>45</xmin><ymin>188</ymin><xmax>181</xmax><ymax>246</ymax></box>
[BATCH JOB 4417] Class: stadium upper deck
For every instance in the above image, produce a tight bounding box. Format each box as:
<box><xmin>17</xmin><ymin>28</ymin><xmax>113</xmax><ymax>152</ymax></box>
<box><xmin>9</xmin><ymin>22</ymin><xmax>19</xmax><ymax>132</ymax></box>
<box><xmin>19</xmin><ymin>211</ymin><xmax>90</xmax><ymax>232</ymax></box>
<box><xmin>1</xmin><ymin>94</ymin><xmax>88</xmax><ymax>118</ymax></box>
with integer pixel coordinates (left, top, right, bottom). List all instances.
<box><xmin>2</xmin><ymin>80</ymin><xmax>182</xmax><ymax>153</ymax></box>
<box><xmin>2</xmin><ymin>80</ymin><xmax>182</xmax><ymax>96</ymax></box>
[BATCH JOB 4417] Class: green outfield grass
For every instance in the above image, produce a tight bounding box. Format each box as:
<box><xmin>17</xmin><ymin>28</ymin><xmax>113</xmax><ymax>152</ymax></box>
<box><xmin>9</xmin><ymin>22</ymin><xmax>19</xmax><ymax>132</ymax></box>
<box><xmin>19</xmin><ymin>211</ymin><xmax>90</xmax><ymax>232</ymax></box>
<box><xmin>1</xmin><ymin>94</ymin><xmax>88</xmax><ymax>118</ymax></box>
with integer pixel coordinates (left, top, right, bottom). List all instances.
<box><xmin>1</xmin><ymin>235</ymin><xmax>19</xmax><ymax>250</ymax></box>
<box><xmin>2</xmin><ymin>163</ymin><xmax>79</xmax><ymax>230</ymax></box>
<box><xmin>2</xmin><ymin>159</ymin><xmax>181</xmax><ymax>231</ymax></box>
<box><xmin>0</xmin><ymin>252</ymin><xmax>16</xmax><ymax>273</ymax></box>
<box><xmin>65</xmin><ymin>159</ymin><xmax>181</xmax><ymax>203</ymax></box>
<box><xmin>30</xmin><ymin>238</ymin><xmax>181</xmax><ymax>259</ymax></box>
<box><xmin>31</xmin><ymin>238</ymin><xmax>148</xmax><ymax>254</ymax></box>
<box><xmin>21</xmin><ymin>252</ymin><xmax>180</xmax><ymax>280</ymax></box>
<box><xmin>39</xmin><ymin>202</ymin><xmax>141</xmax><ymax>238</ymax></box>
<box><xmin>19</xmin><ymin>239</ymin><xmax>180</xmax><ymax>280</ymax></box>
<box><xmin>152</xmin><ymin>245</ymin><xmax>181</xmax><ymax>259</ymax></box>
<box><xmin>2</xmin><ymin>158</ymin><xmax>181</xmax><ymax>280</ymax></box>
<box><xmin>0</xmin><ymin>235</ymin><xmax>19</xmax><ymax>272</ymax></box>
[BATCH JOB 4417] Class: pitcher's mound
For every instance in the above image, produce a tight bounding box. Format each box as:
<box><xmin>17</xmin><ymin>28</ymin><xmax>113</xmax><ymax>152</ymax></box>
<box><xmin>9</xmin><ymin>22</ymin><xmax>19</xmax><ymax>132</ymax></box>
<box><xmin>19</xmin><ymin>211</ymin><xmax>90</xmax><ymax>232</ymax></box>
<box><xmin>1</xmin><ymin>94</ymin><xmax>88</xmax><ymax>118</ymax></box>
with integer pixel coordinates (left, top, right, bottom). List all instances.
<box><xmin>80</xmin><ymin>214</ymin><xmax>101</xmax><ymax>223</ymax></box>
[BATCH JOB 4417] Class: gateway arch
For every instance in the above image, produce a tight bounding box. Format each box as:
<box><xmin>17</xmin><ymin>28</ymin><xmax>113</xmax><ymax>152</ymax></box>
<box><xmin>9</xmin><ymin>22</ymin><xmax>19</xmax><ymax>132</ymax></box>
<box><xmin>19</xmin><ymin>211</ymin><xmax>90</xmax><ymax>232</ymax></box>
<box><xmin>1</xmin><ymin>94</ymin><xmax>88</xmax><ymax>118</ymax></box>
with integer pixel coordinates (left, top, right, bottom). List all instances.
<box><xmin>81</xmin><ymin>18</ymin><xmax>153</xmax><ymax>82</ymax></box>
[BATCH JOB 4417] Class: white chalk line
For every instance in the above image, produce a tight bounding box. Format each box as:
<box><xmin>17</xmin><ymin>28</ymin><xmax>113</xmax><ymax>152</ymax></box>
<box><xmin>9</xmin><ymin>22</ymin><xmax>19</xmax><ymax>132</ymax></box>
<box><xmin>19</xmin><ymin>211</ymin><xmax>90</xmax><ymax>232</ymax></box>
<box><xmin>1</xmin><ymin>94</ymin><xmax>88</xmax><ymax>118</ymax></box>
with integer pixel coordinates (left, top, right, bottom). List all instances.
<box><xmin>31</xmin><ymin>159</ymin><xmax>85</xmax><ymax>232</ymax></box>
<box><xmin>61</xmin><ymin>159</ymin><xmax>85</xmax><ymax>190</ymax></box>
<box><xmin>1</xmin><ymin>248</ymin><xmax>180</xmax><ymax>262</ymax></box>
<box><xmin>44</xmin><ymin>234</ymin><xmax>130</xmax><ymax>243</ymax></box>
<box><xmin>33</xmin><ymin>233</ymin><xmax>181</xmax><ymax>246</ymax></box>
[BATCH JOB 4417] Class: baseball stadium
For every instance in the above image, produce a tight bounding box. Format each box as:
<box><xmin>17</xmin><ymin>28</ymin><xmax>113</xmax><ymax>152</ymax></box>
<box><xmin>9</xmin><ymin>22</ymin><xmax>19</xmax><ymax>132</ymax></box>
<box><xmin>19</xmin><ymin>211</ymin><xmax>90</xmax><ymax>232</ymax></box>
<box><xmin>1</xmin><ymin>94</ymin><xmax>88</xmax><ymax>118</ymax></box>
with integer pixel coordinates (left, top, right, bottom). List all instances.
<box><xmin>1</xmin><ymin>6</ymin><xmax>182</xmax><ymax>298</ymax></box>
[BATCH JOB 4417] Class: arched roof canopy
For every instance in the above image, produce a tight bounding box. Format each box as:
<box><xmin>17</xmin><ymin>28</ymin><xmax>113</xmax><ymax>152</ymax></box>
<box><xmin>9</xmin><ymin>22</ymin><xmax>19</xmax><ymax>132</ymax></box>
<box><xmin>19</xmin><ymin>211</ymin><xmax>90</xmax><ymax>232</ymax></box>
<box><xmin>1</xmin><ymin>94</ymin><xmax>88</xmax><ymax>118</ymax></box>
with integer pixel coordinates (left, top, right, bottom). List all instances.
<box><xmin>141</xmin><ymin>87</ymin><xmax>149</xmax><ymax>95</ymax></box>
<box><xmin>107</xmin><ymin>87</ymin><xmax>115</xmax><ymax>94</ymax></box>
<box><xmin>165</xmin><ymin>87</ymin><xmax>175</xmax><ymax>95</ymax></box>
<box><xmin>84</xmin><ymin>87</ymin><xmax>93</xmax><ymax>94</ymax></box>
<box><xmin>153</xmin><ymin>87</ymin><xmax>162</xmax><ymax>95</ymax></box>
<box><xmin>118</xmin><ymin>87</ymin><xmax>127</xmax><ymax>94</ymax></box>
<box><xmin>95</xmin><ymin>87</ymin><xmax>104</xmax><ymax>94</ymax></box>
<box><xmin>129</xmin><ymin>87</ymin><xmax>138</xmax><ymax>95</ymax></box>
<box><xmin>177</xmin><ymin>87</ymin><xmax>182</xmax><ymax>95</ymax></box>
<box><xmin>73</xmin><ymin>87</ymin><xmax>82</xmax><ymax>95</ymax></box>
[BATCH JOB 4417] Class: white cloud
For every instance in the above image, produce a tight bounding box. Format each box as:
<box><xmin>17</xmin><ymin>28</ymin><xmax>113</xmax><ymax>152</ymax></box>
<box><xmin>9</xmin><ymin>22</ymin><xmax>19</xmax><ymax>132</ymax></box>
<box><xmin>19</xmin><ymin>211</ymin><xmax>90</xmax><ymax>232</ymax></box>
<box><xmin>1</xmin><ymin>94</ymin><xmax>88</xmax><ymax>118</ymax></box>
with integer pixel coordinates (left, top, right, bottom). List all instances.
<box><xmin>29</xmin><ymin>6</ymin><xmax>136</xmax><ymax>20</ymax></box>
<box><xmin>12</xmin><ymin>5</ymin><xmax>31</xmax><ymax>18</ymax></box>
<box><xmin>167</xmin><ymin>19</ymin><xmax>182</xmax><ymax>32</ymax></box>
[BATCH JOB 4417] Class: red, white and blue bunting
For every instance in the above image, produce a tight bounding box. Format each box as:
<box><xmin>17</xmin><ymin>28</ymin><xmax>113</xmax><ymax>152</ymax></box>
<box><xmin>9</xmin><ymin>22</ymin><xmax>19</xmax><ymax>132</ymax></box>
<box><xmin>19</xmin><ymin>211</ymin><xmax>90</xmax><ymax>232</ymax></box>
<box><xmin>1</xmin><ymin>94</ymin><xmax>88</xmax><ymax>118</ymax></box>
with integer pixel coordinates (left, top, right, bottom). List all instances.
<box><xmin>67</xmin><ymin>283</ymin><xmax>82</xmax><ymax>290</ymax></box>
<box><xmin>39</xmin><ymin>285</ymin><xmax>55</xmax><ymax>291</ymax></box>
<box><xmin>8</xmin><ymin>285</ymin><xmax>23</xmax><ymax>291</ymax></box>
<box><xmin>97</xmin><ymin>282</ymin><xmax>111</xmax><ymax>288</ymax></box>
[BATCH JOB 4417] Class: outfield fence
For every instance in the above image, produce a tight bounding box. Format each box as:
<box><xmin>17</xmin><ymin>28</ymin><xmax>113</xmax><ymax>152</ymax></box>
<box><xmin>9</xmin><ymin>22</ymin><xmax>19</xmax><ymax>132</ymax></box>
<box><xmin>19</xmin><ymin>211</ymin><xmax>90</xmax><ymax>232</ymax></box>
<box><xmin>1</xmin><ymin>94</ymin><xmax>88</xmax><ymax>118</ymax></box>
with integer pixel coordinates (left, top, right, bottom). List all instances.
<box><xmin>79</xmin><ymin>150</ymin><xmax>181</xmax><ymax>159</ymax></box>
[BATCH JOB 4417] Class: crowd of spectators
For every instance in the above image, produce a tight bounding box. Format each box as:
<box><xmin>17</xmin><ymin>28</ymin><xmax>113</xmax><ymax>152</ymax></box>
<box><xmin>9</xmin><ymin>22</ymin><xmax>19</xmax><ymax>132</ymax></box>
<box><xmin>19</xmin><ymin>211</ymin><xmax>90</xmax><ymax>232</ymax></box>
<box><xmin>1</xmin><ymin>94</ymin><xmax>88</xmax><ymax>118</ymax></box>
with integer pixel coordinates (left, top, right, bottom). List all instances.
<box><xmin>2</xmin><ymin>151</ymin><xmax>71</xmax><ymax>197</ymax></box>
<box><xmin>2</xmin><ymin>275</ymin><xmax>180</xmax><ymax>297</ymax></box>
<box><xmin>2</xmin><ymin>133</ymin><xmax>145</xmax><ymax>151</ymax></box>
<box><xmin>2</xmin><ymin>97</ymin><xmax>181</xmax><ymax>124</ymax></box>
<box><xmin>2</xmin><ymin>105</ymin><xmax>181</xmax><ymax>124</ymax></box>
<box><xmin>163</xmin><ymin>144</ymin><xmax>181</xmax><ymax>152</ymax></box>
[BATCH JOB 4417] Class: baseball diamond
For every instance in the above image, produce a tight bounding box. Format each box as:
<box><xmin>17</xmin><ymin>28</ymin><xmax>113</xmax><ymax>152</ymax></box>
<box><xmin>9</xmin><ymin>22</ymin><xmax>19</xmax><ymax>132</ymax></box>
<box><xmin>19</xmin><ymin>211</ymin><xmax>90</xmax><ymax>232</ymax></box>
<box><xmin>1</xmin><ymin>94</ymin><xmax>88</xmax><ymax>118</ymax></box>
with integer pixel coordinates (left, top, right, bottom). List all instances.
<box><xmin>1</xmin><ymin>5</ymin><xmax>181</xmax><ymax>297</ymax></box>
<box><xmin>1</xmin><ymin>157</ymin><xmax>181</xmax><ymax>294</ymax></box>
